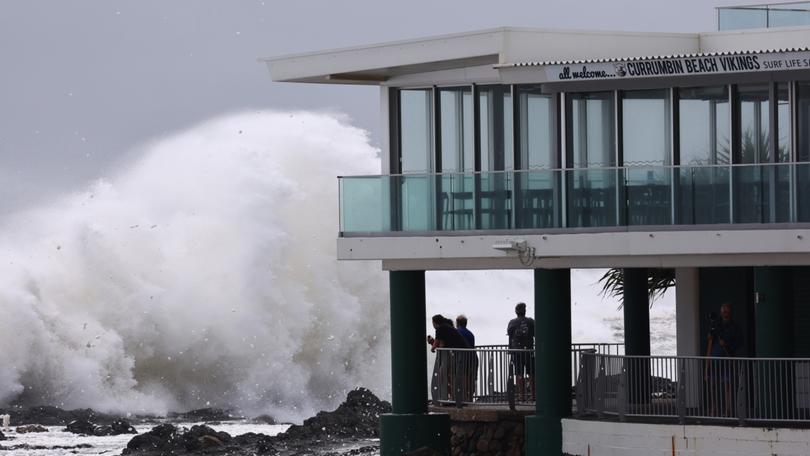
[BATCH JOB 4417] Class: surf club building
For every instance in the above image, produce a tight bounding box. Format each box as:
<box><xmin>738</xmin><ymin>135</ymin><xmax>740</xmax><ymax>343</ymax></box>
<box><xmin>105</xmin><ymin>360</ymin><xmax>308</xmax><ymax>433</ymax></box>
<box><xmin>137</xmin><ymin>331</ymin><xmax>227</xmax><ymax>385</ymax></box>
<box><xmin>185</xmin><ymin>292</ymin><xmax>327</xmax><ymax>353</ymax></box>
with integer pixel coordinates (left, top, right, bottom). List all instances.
<box><xmin>267</xmin><ymin>4</ymin><xmax>810</xmax><ymax>455</ymax></box>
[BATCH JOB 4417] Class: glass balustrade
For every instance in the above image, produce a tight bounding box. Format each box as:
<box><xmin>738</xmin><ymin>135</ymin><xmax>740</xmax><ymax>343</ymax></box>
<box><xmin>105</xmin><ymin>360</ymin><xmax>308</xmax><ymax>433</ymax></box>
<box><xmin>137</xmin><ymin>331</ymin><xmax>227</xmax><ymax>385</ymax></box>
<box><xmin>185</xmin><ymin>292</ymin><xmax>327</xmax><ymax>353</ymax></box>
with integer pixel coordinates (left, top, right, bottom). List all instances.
<box><xmin>718</xmin><ymin>3</ymin><xmax>810</xmax><ymax>30</ymax></box>
<box><xmin>338</xmin><ymin>163</ymin><xmax>805</xmax><ymax>235</ymax></box>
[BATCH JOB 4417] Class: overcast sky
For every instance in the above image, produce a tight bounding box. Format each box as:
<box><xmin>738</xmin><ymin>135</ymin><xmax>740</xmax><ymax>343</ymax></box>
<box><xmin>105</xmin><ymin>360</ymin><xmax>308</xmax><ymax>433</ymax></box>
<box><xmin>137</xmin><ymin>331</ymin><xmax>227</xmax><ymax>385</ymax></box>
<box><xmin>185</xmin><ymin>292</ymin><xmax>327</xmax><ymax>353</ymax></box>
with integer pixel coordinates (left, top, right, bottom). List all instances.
<box><xmin>0</xmin><ymin>0</ymin><xmax>761</xmax><ymax>216</ymax></box>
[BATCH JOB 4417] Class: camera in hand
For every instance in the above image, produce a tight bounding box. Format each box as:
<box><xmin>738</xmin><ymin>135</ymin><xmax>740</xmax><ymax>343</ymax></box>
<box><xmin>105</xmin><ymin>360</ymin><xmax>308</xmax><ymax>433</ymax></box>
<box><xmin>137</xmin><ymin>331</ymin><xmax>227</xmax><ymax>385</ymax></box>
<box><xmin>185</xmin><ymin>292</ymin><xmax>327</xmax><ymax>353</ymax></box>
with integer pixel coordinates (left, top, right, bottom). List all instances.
<box><xmin>708</xmin><ymin>312</ymin><xmax>719</xmax><ymax>338</ymax></box>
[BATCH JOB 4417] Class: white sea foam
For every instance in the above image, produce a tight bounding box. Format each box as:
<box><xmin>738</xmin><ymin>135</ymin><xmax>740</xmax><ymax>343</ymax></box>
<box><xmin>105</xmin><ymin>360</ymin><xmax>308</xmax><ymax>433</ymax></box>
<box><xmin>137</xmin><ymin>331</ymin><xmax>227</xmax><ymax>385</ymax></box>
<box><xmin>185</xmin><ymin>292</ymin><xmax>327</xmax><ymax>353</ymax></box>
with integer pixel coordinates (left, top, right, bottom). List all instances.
<box><xmin>0</xmin><ymin>111</ymin><xmax>390</xmax><ymax>422</ymax></box>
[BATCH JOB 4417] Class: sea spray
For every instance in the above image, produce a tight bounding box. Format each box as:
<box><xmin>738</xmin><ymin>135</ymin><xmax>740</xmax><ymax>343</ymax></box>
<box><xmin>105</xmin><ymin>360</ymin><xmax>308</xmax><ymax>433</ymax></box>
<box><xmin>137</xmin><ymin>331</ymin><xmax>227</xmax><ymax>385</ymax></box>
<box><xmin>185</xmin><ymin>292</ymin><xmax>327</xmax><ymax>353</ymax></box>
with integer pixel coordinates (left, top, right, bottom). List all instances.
<box><xmin>0</xmin><ymin>111</ymin><xmax>390</xmax><ymax>422</ymax></box>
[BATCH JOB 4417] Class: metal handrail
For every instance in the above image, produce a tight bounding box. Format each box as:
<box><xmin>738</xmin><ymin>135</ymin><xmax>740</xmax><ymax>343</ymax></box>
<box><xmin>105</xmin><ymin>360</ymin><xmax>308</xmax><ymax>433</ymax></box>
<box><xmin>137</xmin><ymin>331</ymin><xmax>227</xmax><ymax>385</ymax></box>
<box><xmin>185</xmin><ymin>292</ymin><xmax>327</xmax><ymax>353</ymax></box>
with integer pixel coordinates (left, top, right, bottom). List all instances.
<box><xmin>429</xmin><ymin>343</ymin><xmax>624</xmax><ymax>409</ymax></box>
<box><xmin>577</xmin><ymin>353</ymin><xmax>810</xmax><ymax>424</ymax></box>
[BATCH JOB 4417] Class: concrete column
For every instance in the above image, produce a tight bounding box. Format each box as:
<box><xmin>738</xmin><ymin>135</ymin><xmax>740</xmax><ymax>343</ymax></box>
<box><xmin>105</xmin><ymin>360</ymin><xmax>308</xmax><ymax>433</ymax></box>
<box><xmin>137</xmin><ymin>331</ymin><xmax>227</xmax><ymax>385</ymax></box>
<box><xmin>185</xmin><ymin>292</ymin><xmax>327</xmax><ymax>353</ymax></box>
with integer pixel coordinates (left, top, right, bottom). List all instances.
<box><xmin>754</xmin><ymin>267</ymin><xmax>793</xmax><ymax>358</ymax></box>
<box><xmin>675</xmin><ymin>267</ymin><xmax>701</xmax><ymax>408</ymax></box>
<box><xmin>676</xmin><ymin>268</ymin><xmax>700</xmax><ymax>357</ymax></box>
<box><xmin>525</xmin><ymin>268</ymin><xmax>571</xmax><ymax>456</ymax></box>
<box><xmin>379</xmin><ymin>270</ymin><xmax>450</xmax><ymax>456</ymax></box>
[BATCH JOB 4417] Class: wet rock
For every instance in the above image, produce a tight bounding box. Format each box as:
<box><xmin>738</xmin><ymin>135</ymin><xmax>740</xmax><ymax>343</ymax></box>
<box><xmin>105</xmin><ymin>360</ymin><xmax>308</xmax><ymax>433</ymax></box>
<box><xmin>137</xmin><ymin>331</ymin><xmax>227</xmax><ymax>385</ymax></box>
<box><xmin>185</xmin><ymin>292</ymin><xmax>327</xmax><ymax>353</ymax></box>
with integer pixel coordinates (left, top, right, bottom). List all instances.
<box><xmin>15</xmin><ymin>424</ymin><xmax>47</xmax><ymax>433</ymax></box>
<box><xmin>121</xmin><ymin>389</ymin><xmax>389</xmax><ymax>456</ymax></box>
<box><xmin>279</xmin><ymin>388</ymin><xmax>391</xmax><ymax>441</ymax></box>
<box><xmin>251</xmin><ymin>414</ymin><xmax>277</xmax><ymax>425</ymax></box>
<box><xmin>0</xmin><ymin>430</ymin><xmax>5</xmax><ymax>441</ymax></box>
<box><xmin>65</xmin><ymin>418</ymin><xmax>137</xmax><ymax>436</ymax></box>
<box><xmin>0</xmin><ymin>405</ymin><xmax>135</xmax><ymax>426</ymax></box>
<box><xmin>168</xmin><ymin>408</ymin><xmax>236</xmax><ymax>423</ymax></box>
<box><xmin>65</xmin><ymin>419</ymin><xmax>96</xmax><ymax>435</ymax></box>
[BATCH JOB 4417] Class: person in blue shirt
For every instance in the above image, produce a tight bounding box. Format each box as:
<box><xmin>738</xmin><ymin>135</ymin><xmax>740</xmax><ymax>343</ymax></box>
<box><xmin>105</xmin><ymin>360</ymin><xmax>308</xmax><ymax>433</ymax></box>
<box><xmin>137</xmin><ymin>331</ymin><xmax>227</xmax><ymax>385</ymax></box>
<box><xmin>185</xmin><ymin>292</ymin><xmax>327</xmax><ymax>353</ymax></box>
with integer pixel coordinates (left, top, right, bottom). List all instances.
<box><xmin>456</xmin><ymin>315</ymin><xmax>475</xmax><ymax>348</ymax></box>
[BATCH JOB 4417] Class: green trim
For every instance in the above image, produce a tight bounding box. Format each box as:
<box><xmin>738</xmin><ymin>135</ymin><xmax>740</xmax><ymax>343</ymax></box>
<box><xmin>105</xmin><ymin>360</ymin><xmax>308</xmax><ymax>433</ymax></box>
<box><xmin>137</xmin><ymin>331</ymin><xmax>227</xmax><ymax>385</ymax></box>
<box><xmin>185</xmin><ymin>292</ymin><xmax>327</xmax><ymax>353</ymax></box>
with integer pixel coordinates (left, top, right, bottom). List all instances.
<box><xmin>389</xmin><ymin>270</ymin><xmax>428</xmax><ymax>414</ymax></box>
<box><xmin>623</xmin><ymin>268</ymin><xmax>650</xmax><ymax>356</ymax></box>
<box><xmin>528</xmin><ymin>269</ymin><xmax>571</xmax><ymax>456</ymax></box>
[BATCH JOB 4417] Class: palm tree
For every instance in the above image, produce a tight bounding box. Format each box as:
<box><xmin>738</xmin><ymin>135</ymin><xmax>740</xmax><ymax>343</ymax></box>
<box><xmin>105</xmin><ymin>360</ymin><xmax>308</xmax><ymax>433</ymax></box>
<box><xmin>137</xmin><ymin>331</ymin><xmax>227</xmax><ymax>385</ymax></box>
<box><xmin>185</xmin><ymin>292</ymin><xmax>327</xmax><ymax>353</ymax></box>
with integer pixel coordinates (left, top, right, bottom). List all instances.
<box><xmin>598</xmin><ymin>268</ymin><xmax>675</xmax><ymax>306</ymax></box>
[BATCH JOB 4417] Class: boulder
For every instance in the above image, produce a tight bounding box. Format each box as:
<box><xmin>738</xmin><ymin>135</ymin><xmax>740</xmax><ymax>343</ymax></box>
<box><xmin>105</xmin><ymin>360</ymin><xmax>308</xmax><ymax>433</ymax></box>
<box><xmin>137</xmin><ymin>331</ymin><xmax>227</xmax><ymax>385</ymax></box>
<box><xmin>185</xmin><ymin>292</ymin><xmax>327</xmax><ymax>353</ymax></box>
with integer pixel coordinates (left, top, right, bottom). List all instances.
<box><xmin>15</xmin><ymin>424</ymin><xmax>47</xmax><ymax>433</ymax></box>
<box><xmin>65</xmin><ymin>419</ymin><xmax>96</xmax><ymax>435</ymax></box>
<box><xmin>0</xmin><ymin>430</ymin><xmax>5</xmax><ymax>441</ymax></box>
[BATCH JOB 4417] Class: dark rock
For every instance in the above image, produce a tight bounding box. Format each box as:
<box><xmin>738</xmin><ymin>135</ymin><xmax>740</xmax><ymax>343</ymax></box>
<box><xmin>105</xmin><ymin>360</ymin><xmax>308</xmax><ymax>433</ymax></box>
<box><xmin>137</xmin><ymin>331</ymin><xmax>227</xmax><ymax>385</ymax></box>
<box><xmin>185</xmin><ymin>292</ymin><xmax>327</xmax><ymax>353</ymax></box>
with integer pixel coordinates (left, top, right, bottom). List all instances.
<box><xmin>65</xmin><ymin>419</ymin><xmax>96</xmax><ymax>435</ymax></box>
<box><xmin>279</xmin><ymin>387</ymin><xmax>391</xmax><ymax>441</ymax></box>
<box><xmin>65</xmin><ymin>418</ymin><xmax>137</xmax><ymax>436</ymax></box>
<box><xmin>168</xmin><ymin>408</ymin><xmax>236</xmax><ymax>423</ymax></box>
<box><xmin>15</xmin><ymin>424</ymin><xmax>47</xmax><ymax>433</ymax></box>
<box><xmin>121</xmin><ymin>389</ymin><xmax>389</xmax><ymax>455</ymax></box>
<box><xmin>109</xmin><ymin>419</ymin><xmax>138</xmax><ymax>435</ymax></box>
<box><xmin>250</xmin><ymin>414</ymin><xmax>277</xmax><ymax>425</ymax></box>
<box><xmin>0</xmin><ymin>430</ymin><xmax>5</xmax><ymax>441</ymax></box>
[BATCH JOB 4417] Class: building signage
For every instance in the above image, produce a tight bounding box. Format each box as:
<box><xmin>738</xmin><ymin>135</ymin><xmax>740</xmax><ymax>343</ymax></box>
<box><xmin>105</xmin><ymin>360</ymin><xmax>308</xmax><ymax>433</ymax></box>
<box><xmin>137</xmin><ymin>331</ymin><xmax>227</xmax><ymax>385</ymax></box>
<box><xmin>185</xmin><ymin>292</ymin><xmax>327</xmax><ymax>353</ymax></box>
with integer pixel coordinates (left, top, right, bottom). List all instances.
<box><xmin>545</xmin><ymin>50</ymin><xmax>810</xmax><ymax>82</ymax></box>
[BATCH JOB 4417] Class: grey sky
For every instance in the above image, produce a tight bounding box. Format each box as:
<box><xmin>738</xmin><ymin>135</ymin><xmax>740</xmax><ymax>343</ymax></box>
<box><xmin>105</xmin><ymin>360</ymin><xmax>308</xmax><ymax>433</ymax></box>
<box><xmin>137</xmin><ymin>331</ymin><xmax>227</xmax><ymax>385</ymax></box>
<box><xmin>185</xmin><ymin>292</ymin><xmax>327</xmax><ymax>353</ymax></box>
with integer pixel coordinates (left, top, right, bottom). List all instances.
<box><xmin>0</xmin><ymin>0</ymin><xmax>754</xmax><ymax>215</ymax></box>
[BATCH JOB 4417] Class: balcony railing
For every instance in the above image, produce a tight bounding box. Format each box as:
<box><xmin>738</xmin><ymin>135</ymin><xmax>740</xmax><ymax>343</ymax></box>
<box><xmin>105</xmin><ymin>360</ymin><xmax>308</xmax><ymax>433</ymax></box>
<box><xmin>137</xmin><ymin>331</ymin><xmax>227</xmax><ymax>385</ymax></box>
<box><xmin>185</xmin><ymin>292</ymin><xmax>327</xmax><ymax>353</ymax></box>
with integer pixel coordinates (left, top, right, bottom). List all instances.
<box><xmin>339</xmin><ymin>162</ymin><xmax>808</xmax><ymax>235</ymax></box>
<box><xmin>430</xmin><ymin>343</ymin><xmax>623</xmax><ymax>409</ymax></box>
<box><xmin>577</xmin><ymin>353</ymin><xmax>810</xmax><ymax>424</ymax></box>
<box><xmin>718</xmin><ymin>2</ymin><xmax>810</xmax><ymax>30</ymax></box>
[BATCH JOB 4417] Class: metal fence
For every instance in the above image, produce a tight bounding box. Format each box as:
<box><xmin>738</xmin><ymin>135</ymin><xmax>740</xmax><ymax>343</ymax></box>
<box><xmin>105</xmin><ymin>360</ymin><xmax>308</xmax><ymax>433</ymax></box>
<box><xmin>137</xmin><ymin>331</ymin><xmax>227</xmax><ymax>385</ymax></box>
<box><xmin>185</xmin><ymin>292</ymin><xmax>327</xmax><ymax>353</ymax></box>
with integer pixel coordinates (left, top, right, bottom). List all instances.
<box><xmin>430</xmin><ymin>343</ymin><xmax>624</xmax><ymax>409</ymax></box>
<box><xmin>577</xmin><ymin>353</ymin><xmax>810</xmax><ymax>424</ymax></box>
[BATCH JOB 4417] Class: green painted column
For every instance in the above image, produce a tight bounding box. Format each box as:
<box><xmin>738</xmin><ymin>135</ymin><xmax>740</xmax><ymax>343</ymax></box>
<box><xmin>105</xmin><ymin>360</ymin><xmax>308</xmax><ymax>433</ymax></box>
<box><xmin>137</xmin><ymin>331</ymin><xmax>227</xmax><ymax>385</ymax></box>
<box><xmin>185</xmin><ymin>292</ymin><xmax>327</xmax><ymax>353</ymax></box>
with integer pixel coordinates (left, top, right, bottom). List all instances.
<box><xmin>754</xmin><ymin>267</ymin><xmax>793</xmax><ymax>357</ymax></box>
<box><xmin>526</xmin><ymin>268</ymin><xmax>571</xmax><ymax>456</ymax></box>
<box><xmin>379</xmin><ymin>270</ymin><xmax>450</xmax><ymax>456</ymax></box>
<box><xmin>623</xmin><ymin>268</ymin><xmax>650</xmax><ymax>356</ymax></box>
<box><xmin>623</xmin><ymin>268</ymin><xmax>650</xmax><ymax>406</ymax></box>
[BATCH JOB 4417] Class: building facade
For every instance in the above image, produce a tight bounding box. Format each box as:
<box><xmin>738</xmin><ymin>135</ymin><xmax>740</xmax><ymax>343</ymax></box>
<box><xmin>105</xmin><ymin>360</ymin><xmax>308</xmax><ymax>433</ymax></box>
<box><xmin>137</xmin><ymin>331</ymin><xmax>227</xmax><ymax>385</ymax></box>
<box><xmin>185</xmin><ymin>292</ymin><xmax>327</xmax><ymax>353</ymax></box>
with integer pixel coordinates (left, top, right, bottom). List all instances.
<box><xmin>267</xmin><ymin>5</ymin><xmax>810</xmax><ymax>455</ymax></box>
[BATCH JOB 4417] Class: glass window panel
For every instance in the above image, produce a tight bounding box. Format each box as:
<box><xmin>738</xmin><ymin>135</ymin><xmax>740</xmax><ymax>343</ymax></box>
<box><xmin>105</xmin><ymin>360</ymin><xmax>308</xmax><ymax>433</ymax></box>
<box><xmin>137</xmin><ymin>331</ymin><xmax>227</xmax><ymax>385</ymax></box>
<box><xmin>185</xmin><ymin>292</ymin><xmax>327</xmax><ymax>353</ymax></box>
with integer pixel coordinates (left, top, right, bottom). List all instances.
<box><xmin>738</xmin><ymin>84</ymin><xmax>770</xmax><ymax>163</ymax></box>
<box><xmin>439</xmin><ymin>88</ymin><xmax>473</xmax><ymax>173</ymax></box>
<box><xmin>568</xmin><ymin>92</ymin><xmax>615</xmax><ymax>168</ymax></box>
<box><xmin>797</xmin><ymin>82</ymin><xmax>810</xmax><ymax>221</ymax></box>
<box><xmin>622</xmin><ymin>89</ymin><xmax>671</xmax><ymax>166</ymax></box>
<box><xmin>517</xmin><ymin>87</ymin><xmax>557</xmax><ymax>169</ymax></box>
<box><xmin>399</xmin><ymin>89</ymin><xmax>433</xmax><ymax>174</ymax></box>
<box><xmin>718</xmin><ymin>8</ymin><xmax>767</xmax><ymax>30</ymax></box>
<box><xmin>777</xmin><ymin>83</ymin><xmax>791</xmax><ymax>163</ymax></box>
<box><xmin>678</xmin><ymin>86</ymin><xmax>730</xmax><ymax>165</ymax></box>
<box><xmin>478</xmin><ymin>85</ymin><xmax>513</xmax><ymax>172</ymax></box>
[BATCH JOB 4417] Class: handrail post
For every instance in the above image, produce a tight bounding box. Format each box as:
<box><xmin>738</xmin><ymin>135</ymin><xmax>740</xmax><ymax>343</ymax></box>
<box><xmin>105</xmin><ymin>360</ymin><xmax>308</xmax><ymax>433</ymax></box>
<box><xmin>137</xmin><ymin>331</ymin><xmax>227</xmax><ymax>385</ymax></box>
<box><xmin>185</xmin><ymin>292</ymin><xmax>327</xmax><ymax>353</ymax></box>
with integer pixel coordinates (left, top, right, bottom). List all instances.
<box><xmin>737</xmin><ymin>359</ymin><xmax>747</xmax><ymax>426</ymax></box>
<box><xmin>618</xmin><ymin>358</ymin><xmax>627</xmax><ymax>421</ymax></box>
<box><xmin>596</xmin><ymin>354</ymin><xmax>606</xmax><ymax>418</ymax></box>
<box><xmin>507</xmin><ymin>353</ymin><xmax>516</xmax><ymax>411</ymax></box>
<box><xmin>677</xmin><ymin>357</ymin><xmax>687</xmax><ymax>424</ymax></box>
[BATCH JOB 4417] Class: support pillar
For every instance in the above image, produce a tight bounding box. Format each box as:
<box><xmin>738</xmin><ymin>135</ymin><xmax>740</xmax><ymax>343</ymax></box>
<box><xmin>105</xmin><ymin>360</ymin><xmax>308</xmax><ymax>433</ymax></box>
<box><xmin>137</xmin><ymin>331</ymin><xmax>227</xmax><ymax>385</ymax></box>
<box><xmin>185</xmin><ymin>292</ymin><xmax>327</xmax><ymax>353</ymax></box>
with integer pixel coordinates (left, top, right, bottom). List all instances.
<box><xmin>525</xmin><ymin>268</ymin><xmax>571</xmax><ymax>456</ymax></box>
<box><xmin>380</xmin><ymin>270</ymin><xmax>450</xmax><ymax>456</ymax></box>
<box><xmin>623</xmin><ymin>268</ymin><xmax>650</xmax><ymax>406</ymax></box>
<box><xmin>675</xmin><ymin>268</ymin><xmax>701</xmax><ymax>409</ymax></box>
<box><xmin>623</xmin><ymin>268</ymin><xmax>650</xmax><ymax>356</ymax></box>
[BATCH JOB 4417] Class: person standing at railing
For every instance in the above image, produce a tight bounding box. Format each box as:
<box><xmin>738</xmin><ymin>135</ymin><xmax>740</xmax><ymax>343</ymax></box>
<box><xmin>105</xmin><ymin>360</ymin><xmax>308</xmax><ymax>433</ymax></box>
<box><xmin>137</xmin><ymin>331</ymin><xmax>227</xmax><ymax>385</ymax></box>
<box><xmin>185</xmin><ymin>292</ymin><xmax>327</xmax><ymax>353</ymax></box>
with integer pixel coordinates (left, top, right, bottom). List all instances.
<box><xmin>507</xmin><ymin>302</ymin><xmax>535</xmax><ymax>402</ymax></box>
<box><xmin>427</xmin><ymin>314</ymin><xmax>470</xmax><ymax>403</ymax></box>
<box><xmin>456</xmin><ymin>315</ymin><xmax>478</xmax><ymax>402</ymax></box>
<box><xmin>705</xmin><ymin>302</ymin><xmax>742</xmax><ymax>417</ymax></box>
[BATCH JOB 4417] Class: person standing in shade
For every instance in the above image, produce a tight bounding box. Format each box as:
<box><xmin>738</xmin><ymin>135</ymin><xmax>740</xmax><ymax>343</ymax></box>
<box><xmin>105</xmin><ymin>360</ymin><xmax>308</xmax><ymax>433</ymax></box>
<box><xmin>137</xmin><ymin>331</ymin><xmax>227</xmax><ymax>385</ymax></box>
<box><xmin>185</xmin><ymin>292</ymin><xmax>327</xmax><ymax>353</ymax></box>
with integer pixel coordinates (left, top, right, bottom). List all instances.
<box><xmin>456</xmin><ymin>314</ymin><xmax>478</xmax><ymax>402</ymax></box>
<box><xmin>507</xmin><ymin>302</ymin><xmax>535</xmax><ymax>402</ymax></box>
<box><xmin>705</xmin><ymin>302</ymin><xmax>742</xmax><ymax>417</ymax></box>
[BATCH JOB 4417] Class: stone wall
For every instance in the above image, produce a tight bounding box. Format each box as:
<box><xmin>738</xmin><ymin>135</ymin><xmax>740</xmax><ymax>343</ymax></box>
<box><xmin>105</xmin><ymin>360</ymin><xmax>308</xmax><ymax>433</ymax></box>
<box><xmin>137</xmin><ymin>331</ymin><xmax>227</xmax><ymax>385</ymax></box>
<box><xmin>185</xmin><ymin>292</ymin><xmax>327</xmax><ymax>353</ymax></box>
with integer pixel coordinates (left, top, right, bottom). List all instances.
<box><xmin>432</xmin><ymin>406</ymin><xmax>529</xmax><ymax>456</ymax></box>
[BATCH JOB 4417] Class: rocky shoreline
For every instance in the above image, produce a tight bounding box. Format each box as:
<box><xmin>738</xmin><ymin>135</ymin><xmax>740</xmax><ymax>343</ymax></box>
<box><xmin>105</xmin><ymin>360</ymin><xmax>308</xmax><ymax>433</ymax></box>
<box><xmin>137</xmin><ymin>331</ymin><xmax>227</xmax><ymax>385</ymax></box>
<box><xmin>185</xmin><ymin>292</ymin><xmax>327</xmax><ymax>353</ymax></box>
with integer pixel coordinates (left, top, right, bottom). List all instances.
<box><xmin>0</xmin><ymin>388</ymin><xmax>391</xmax><ymax>456</ymax></box>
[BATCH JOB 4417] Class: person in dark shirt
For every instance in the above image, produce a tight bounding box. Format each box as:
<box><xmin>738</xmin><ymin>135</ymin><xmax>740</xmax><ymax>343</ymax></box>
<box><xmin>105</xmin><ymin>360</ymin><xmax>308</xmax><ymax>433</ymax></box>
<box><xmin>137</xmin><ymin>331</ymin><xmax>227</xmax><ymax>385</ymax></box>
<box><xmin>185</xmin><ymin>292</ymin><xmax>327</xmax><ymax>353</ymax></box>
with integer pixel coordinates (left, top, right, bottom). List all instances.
<box><xmin>427</xmin><ymin>314</ymin><xmax>470</xmax><ymax>404</ymax></box>
<box><xmin>507</xmin><ymin>302</ymin><xmax>535</xmax><ymax>401</ymax></box>
<box><xmin>705</xmin><ymin>302</ymin><xmax>742</xmax><ymax>416</ymax></box>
